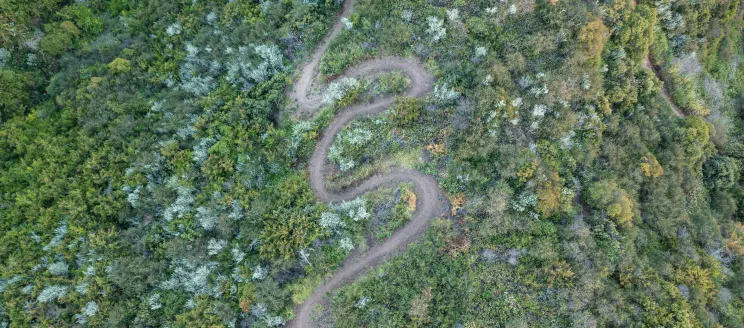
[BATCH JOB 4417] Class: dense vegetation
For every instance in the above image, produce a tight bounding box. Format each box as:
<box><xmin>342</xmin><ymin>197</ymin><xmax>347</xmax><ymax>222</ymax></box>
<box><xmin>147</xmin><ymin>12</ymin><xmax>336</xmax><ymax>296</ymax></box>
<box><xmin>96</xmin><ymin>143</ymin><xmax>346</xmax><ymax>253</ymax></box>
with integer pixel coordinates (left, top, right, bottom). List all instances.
<box><xmin>1</xmin><ymin>0</ymin><xmax>743</xmax><ymax>327</ymax></box>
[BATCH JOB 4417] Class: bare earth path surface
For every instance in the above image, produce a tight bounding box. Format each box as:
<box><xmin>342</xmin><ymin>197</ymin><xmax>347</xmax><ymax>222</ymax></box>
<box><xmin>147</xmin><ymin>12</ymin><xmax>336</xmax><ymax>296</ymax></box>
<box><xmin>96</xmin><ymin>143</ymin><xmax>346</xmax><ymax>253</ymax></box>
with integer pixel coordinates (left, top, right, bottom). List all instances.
<box><xmin>287</xmin><ymin>1</ymin><xmax>446</xmax><ymax>327</ymax></box>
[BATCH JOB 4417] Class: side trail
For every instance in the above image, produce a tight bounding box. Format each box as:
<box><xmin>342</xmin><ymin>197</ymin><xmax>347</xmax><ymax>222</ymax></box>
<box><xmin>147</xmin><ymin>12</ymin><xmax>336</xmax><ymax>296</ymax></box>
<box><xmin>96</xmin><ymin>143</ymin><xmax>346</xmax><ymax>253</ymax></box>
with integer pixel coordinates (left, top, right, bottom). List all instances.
<box><xmin>643</xmin><ymin>56</ymin><xmax>685</xmax><ymax>119</ymax></box>
<box><xmin>286</xmin><ymin>0</ymin><xmax>446</xmax><ymax>327</ymax></box>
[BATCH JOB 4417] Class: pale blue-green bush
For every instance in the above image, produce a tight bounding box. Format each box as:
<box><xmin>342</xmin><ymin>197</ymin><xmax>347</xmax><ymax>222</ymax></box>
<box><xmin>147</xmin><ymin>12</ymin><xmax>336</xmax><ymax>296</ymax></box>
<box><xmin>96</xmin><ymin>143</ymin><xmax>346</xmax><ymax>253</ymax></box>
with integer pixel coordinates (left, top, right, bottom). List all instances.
<box><xmin>75</xmin><ymin>282</ymin><xmax>89</xmax><ymax>295</ymax></box>
<box><xmin>166</xmin><ymin>22</ymin><xmax>182</xmax><ymax>36</ymax></box>
<box><xmin>401</xmin><ymin>10</ymin><xmax>413</xmax><ymax>23</ymax></box>
<box><xmin>518</xmin><ymin>76</ymin><xmax>533</xmax><ymax>89</ymax></box>
<box><xmin>207</xmin><ymin>239</ymin><xmax>227</xmax><ymax>255</ymax></box>
<box><xmin>126</xmin><ymin>186</ymin><xmax>141</xmax><ymax>208</ymax></box>
<box><xmin>426</xmin><ymin>16</ymin><xmax>446</xmax><ymax>42</ymax></box>
<box><xmin>226</xmin><ymin>44</ymin><xmax>284</xmax><ymax>90</ymax></box>
<box><xmin>192</xmin><ymin>137</ymin><xmax>216</xmax><ymax>164</ymax></box>
<box><xmin>655</xmin><ymin>0</ymin><xmax>684</xmax><ymax>31</ymax></box>
<box><xmin>331</xmin><ymin>197</ymin><xmax>370</xmax><ymax>221</ymax></box>
<box><xmin>320</xmin><ymin>212</ymin><xmax>344</xmax><ymax>230</ymax></box>
<box><xmin>48</xmin><ymin>261</ymin><xmax>69</xmax><ymax>276</ymax></box>
<box><xmin>431</xmin><ymin>83</ymin><xmax>459</xmax><ymax>103</ymax></box>
<box><xmin>265</xmin><ymin>315</ymin><xmax>286</xmax><ymax>327</ymax></box>
<box><xmin>252</xmin><ymin>265</ymin><xmax>267</xmax><ymax>280</ymax></box>
<box><xmin>196</xmin><ymin>206</ymin><xmax>217</xmax><ymax>231</ymax></box>
<box><xmin>446</xmin><ymin>9</ymin><xmax>459</xmax><ymax>21</ymax></box>
<box><xmin>148</xmin><ymin>293</ymin><xmax>162</xmax><ymax>310</ymax></box>
<box><xmin>26</xmin><ymin>53</ymin><xmax>37</xmax><ymax>67</ymax></box>
<box><xmin>237</xmin><ymin>155</ymin><xmax>268</xmax><ymax>190</ymax></box>
<box><xmin>511</xmin><ymin>192</ymin><xmax>537</xmax><ymax>212</ymax></box>
<box><xmin>475</xmin><ymin>46</ymin><xmax>487</xmax><ymax>58</ymax></box>
<box><xmin>160</xmin><ymin>262</ymin><xmax>217</xmax><ymax>295</ymax></box>
<box><xmin>228</xmin><ymin>200</ymin><xmax>243</xmax><ymax>221</ymax></box>
<box><xmin>231</xmin><ymin>246</ymin><xmax>245</xmax><ymax>263</ymax></box>
<box><xmin>44</xmin><ymin>221</ymin><xmax>68</xmax><ymax>251</ymax></box>
<box><xmin>299</xmin><ymin>248</ymin><xmax>311</xmax><ymax>265</ymax></box>
<box><xmin>532</xmin><ymin>104</ymin><xmax>547</xmax><ymax>118</ymax></box>
<box><xmin>206</xmin><ymin>12</ymin><xmax>218</xmax><ymax>25</ymax></box>
<box><xmin>339</xmin><ymin>237</ymin><xmax>354</xmax><ymax>253</ymax></box>
<box><xmin>37</xmin><ymin>285</ymin><xmax>68</xmax><ymax>303</ymax></box>
<box><xmin>82</xmin><ymin>301</ymin><xmax>99</xmax><ymax>316</ymax></box>
<box><xmin>251</xmin><ymin>303</ymin><xmax>267</xmax><ymax>317</ymax></box>
<box><xmin>323</xmin><ymin>77</ymin><xmax>359</xmax><ymax>104</ymax></box>
<box><xmin>0</xmin><ymin>277</ymin><xmax>19</xmax><ymax>293</ymax></box>
<box><xmin>162</xmin><ymin>176</ymin><xmax>195</xmax><ymax>222</ymax></box>
<box><xmin>0</xmin><ymin>48</ymin><xmax>9</xmax><ymax>68</ymax></box>
<box><xmin>178</xmin><ymin>43</ymin><xmax>219</xmax><ymax>96</ymax></box>
<box><xmin>327</xmin><ymin>125</ymin><xmax>373</xmax><ymax>171</ymax></box>
<box><xmin>355</xmin><ymin>296</ymin><xmax>370</xmax><ymax>308</ymax></box>
<box><xmin>341</xmin><ymin>17</ymin><xmax>353</xmax><ymax>29</ymax></box>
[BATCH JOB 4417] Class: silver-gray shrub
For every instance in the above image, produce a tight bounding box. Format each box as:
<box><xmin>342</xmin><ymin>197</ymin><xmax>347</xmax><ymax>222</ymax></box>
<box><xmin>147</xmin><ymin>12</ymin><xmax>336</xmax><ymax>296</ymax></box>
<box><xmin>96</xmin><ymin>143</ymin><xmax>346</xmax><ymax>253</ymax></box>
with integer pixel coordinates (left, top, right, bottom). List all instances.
<box><xmin>228</xmin><ymin>200</ymin><xmax>244</xmax><ymax>221</ymax></box>
<box><xmin>48</xmin><ymin>261</ymin><xmax>69</xmax><ymax>276</ymax></box>
<box><xmin>160</xmin><ymin>261</ymin><xmax>217</xmax><ymax>296</ymax></box>
<box><xmin>265</xmin><ymin>315</ymin><xmax>286</xmax><ymax>327</ymax></box>
<box><xmin>126</xmin><ymin>186</ymin><xmax>142</xmax><ymax>208</ymax></box>
<box><xmin>192</xmin><ymin>137</ymin><xmax>216</xmax><ymax>164</ymax></box>
<box><xmin>178</xmin><ymin>43</ymin><xmax>219</xmax><ymax>96</ymax></box>
<box><xmin>166</xmin><ymin>22</ymin><xmax>182</xmax><ymax>36</ymax></box>
<box><xmin>207</xmin><ymin>239</ymin><xmax>227</xmax><ymax>255</ymax></box>
<box><xmin>37</xmin><ymin>285</ymin><xmax>68</xmax><ymax>303</ymax></box>
<box><xmin>252</xmin><ymin>265</ymin><xmax>267</xmax><ymax>281</ymax></box>
<box><xmin>0</xmin><ymin>48</ymin><xmax>9</xmax><ymax>68</ymax></box>
<box><xmin>237</xmin><ymin>155</ymin><xmax>268</xmax><ymax>190</ymax></box>
<box><xmin>206</xmin><ymin>12</ymin><xmax>219</xmax><ymax>25</ymax></box>
<box><xmin>75</xmin><ymin>282</ymin><xmax>89</xmax><ymax>295</ymax></box>
<box><xmin>0</xmin><ymin>276</ymin><xmax>21</xmax><ymax>293</ymax></box>
<box><xmin>163</xmin><ymin>176</ymin><xmax>195</xmax><ymax>222</ymax></box>
<box><xmin>251</xmin><ymin>303</ymin><xmax>268</xmax><ymax>318</ymax></box>
<box><xmin>446</xmin><ymin>9</ymin><xmax>459</xmax><ymax>22</ymax></box>
<box><xmin>323</xmin><ymin>77</ymin><xmax>359</xmax><ymax>104</ymax></box>
<box><xmin>339</xmin><ymin>237</ymin><xmax>354</xmax><ymax>253</ymax></box>
<box><xmin>330</xmin><ymin>197</ymin><xmax>370</xmax><ymax>221</ymax></box>
<box><xmin>426</xmin><ymin>16</ymin><xmax>446</xmax><ymax>42</ymax></box>
<box><xmin>511</xmin><ymin>192</ymin><xmax>537</xmax><ymax>212</ymax></box>
<box><xmin>655</xmin><ymin>0</ymin><xmax>684</xmax><ymax>31</ymax></box>
<box><xmin>401</xmin><ymin>10</ymin><xmax>413</xmax><ymax>23</ymax></box>
<box><xmin>431</xmin><ymin>82</ymin><xmax>460</xmax><ymax>104</ymax></box>
<box><xmin>231</xmin><ymin>245</ymin><xmax>245</xmax><ymax>263</ymax></box>
<box><xmin>320</xmin><ymin>211</ymin><xmax>344</xmax><ymax>230</ymax></box>
<box><xmin>82</xmin><ymin>301</ymin><xmax>99</xmax><ymax>317</ymax></box>
<box><xmin>327</xmin><ymin>125</ymin><xmax>373</xmax><ymax>171</ymax></box>
<box><xmin>226</xmin><ymin>44</ymin><xmax>284</xmax><ymax>90</ymax></box>
<box><xmin>675</xmin><ymin>53</ymin><xmax>702</xmax><ymax>77</ymax></box>
<box><xmin>44</xmin><ymin>220</ymin><xmax>68</xmax><ymax>251</ymax></box>
<box><xmin>196</xmin><ymin>206</ymin><xmax>218</xmax><ymax>231</ymax></box>
<box><xmin>23</xmin><ymin>48</ymin><xmax>41</xmax><ymax>65</ymax></box>
<box><xmin>148</xmin><ymin>293</ymin><xmax>162</xmax><ymax>310</ymax></box>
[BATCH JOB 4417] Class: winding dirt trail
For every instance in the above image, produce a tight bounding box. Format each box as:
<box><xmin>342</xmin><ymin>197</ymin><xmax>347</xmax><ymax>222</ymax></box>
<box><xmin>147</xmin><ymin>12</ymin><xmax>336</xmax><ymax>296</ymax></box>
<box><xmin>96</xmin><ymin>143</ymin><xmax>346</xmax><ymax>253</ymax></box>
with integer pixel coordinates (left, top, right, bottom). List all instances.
<box><xmin>287</xmin><ymin>1</ymin><xmax>445</xmax><ymax>327</ymax></box>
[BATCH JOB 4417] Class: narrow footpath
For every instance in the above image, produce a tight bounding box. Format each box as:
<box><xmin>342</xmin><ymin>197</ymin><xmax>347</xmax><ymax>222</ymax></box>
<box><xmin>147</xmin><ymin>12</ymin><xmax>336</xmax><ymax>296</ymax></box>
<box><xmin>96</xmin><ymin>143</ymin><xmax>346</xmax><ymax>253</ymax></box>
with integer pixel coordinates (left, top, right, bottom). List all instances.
<box><xmin>643</xmin><ymin>56</ymin><xmax>685</xmax><ymax>118</ymax></box>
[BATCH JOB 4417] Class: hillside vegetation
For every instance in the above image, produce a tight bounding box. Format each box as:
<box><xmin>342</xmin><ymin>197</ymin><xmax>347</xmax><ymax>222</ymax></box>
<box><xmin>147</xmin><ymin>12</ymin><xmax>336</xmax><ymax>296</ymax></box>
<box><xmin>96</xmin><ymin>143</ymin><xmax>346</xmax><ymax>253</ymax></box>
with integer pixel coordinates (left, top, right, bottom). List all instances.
<box><xmin>1</xmin><ymin>0</ymin><xmax>744</xmax><ymax>327</ymax></box>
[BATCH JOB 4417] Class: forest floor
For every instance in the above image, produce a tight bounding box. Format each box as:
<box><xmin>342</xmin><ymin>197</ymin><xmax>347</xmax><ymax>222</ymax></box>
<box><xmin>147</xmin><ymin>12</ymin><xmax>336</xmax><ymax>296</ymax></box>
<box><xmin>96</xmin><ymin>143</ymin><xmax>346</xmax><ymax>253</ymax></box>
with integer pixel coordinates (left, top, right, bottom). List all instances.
<box><xmin>643</xmin><ymin>56</ymin><xmax>685</xmax><ymax>118</ymax></box>
<box><xmin>287</xmin><ymin>0</ymin><xmax>447</xmax><ymax>327</ymax></box>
